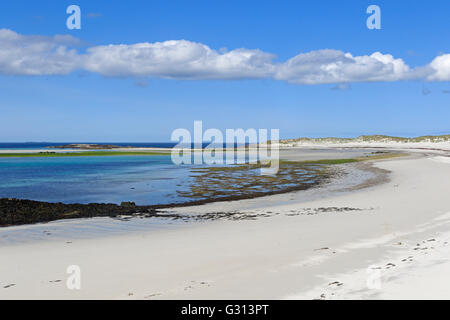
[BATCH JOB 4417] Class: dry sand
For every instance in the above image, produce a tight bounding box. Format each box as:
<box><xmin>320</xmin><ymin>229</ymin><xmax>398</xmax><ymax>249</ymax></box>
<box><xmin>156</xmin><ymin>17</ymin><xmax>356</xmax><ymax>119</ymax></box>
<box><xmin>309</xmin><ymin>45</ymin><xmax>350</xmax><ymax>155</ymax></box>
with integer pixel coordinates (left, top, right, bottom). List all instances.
<box><xmin>1</xmin><ymin>146</ymin><xmax>450</xmax><ymax>299</ymax></box>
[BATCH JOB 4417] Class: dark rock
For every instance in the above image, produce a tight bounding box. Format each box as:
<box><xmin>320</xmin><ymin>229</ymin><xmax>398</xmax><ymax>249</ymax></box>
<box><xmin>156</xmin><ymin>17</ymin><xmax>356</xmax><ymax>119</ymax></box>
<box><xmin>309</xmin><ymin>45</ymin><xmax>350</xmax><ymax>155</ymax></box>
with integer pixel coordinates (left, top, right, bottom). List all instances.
<box><xmin>0</xmin><ymin>198</ymin><xmax>156</xmax><ymax>227</ymax></box>
<box><xmin>120</xmin><ymin>201</ymin><xmax>136</xmax><ymax>207</ymax></box>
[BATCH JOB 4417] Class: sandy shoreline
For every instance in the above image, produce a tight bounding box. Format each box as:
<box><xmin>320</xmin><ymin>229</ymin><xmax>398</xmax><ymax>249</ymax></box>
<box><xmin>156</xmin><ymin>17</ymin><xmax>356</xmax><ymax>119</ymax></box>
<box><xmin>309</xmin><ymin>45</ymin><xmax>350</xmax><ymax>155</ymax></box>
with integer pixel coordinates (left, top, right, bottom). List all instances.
<box><xmin>1</xmin><ymin>146</ymin><xmax>450</xmax><ymax>299</ymax></box>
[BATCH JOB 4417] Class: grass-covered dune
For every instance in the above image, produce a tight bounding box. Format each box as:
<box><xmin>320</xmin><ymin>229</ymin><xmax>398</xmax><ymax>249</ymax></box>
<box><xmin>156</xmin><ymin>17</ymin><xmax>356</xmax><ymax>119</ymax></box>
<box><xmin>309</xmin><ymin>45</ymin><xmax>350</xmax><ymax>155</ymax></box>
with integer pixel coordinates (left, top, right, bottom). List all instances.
<box><xmin>278</xmin><ymin>134</ymin><xmax>450</xmax><ymax>144</ymax></box>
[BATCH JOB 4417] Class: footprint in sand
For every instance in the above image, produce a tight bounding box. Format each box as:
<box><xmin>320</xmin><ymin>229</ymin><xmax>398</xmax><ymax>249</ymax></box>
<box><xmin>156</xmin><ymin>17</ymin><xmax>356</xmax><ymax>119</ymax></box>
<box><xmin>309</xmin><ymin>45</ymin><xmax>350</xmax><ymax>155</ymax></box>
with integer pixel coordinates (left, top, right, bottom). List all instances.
<box><xmin>145</xmin><ymin>293</ymin><xmax>162</xmax><ymax>299</ymax></box>
<box><xmin>385</xmin><ymin>263</ymin><xmax>396</xmax><ymax>269</ymax></box>
<box><xmin>49</xmin><ymin>280</ymin><xmax>62</xmax><ymax>283</ymax></box>
<box><xmin>328</xmin><ymin>281</ymin><xmax>343</xmax><ymax>287</ymax></box>
<box><xmin>401</xmin><ymin>256</ymin><xmax>414</xmax><ymax>262</ymax></box>
<box><xmin>317</xmin><ymin>292</ymin><xmax>336</xmax><ymax>300</ymax></box>
<box><xmin>184</xmin><ymin>280</ymin><xmax>211</xmax><ymax>291</ymax></box>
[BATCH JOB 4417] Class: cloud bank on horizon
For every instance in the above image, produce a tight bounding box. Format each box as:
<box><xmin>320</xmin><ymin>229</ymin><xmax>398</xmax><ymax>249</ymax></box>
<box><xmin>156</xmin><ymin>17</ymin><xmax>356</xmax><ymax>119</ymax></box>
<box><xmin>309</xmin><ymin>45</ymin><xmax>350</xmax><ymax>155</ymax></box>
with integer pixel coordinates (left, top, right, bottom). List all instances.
<box><xmin>1</xmin><ymin>28</ymin><xmax>449</xmax><ymax>85</ymax></box>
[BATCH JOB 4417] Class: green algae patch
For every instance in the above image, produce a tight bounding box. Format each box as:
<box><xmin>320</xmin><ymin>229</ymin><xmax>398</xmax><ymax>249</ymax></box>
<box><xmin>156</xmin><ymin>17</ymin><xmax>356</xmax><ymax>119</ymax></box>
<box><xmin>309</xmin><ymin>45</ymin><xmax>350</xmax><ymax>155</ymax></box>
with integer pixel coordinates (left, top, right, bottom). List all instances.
<box><xmin>180</xmin><ymin>152</ymin><xmax>405</xmax><ymax>202</ymax></box>
<box><xmin>179</xmin><ymin>161</ymin><xmax>332</xmax><ymax>201</ymax></box>
<box><xmin>355</xmin><ymin>152</ymin><xmax>406</xmax><ymax>162</ymax></box>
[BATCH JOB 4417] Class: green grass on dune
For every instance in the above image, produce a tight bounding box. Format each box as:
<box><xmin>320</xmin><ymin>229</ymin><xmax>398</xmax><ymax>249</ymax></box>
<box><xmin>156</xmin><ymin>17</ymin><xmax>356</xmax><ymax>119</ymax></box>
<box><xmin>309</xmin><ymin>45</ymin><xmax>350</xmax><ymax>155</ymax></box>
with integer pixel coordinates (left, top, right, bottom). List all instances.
<box><xmin>279</xmin><ymin>134</ymin><xmax>450</xmax><ymax>144</ymax></box>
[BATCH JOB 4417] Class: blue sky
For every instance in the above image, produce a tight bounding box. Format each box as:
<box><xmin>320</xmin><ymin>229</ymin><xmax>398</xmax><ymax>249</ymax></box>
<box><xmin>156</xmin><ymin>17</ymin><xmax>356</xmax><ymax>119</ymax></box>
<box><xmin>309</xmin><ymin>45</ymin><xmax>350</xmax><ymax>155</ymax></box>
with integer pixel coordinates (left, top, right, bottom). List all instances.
<box><xmin>0</xmin><ymin>0</ymin><xmax>449</xmax><ymax>142</ymax></box>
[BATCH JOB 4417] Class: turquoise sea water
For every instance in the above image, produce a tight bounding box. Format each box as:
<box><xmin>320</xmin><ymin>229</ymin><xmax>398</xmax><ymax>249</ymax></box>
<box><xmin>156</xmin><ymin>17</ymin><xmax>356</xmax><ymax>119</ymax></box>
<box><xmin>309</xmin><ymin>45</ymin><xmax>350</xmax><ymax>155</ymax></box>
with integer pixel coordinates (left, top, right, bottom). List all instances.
<box><xmin>0</xmin><ymin>144</ymin><xmax>355</xmax><ymax>206</ymax></box>
<box><xmin>0</xmin><ymin>155</ymin><xmax>197</xmax><ymax>205</ymax></box>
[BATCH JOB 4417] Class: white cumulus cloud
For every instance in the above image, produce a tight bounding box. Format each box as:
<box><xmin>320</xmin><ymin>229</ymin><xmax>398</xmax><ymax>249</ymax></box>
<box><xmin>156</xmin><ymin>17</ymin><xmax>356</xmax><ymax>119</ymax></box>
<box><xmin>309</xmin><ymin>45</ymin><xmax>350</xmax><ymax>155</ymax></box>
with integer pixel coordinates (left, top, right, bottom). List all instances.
<box><xmin>426</xmin><ymin>54</ymin><xmax>450</xmax><ymax>81</ymax></box>
<box><xmin>0</xmin><ymin>28</ymin><xmax>449</xmax><ymax>86</ymax></box>
<box><xmin>83</xmin><ymin>40</ymin><xmax>276</xmax><ymax>79</ymax></box>
<box><xmin>0</xmin><ymin>29</ymin><xmax>81</xmax><ymax>75</ymax></box>
<box><xmin>275</xmin><ymin>49</ymin><xmax>411</xmax><ymax>84</ymax></box>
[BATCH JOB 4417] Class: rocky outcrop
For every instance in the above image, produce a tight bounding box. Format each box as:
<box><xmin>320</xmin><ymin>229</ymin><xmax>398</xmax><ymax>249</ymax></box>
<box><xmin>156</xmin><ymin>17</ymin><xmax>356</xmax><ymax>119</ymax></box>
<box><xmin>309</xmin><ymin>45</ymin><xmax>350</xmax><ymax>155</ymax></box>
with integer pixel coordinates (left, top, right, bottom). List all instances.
<box><xmin>0</xmin><ymin>198</ymin><xmax>157</xmax><ymax>227</ymax></box>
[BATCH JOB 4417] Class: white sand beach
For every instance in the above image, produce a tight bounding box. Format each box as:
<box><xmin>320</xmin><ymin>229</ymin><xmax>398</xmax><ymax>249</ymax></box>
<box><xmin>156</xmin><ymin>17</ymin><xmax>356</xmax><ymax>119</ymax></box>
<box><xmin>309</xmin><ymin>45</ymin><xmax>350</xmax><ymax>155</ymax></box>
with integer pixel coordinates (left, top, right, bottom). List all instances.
<box><xmin>1</xmin><ymin>144</ymin><xmax>450</xmax><ymax>300</ymax></box>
